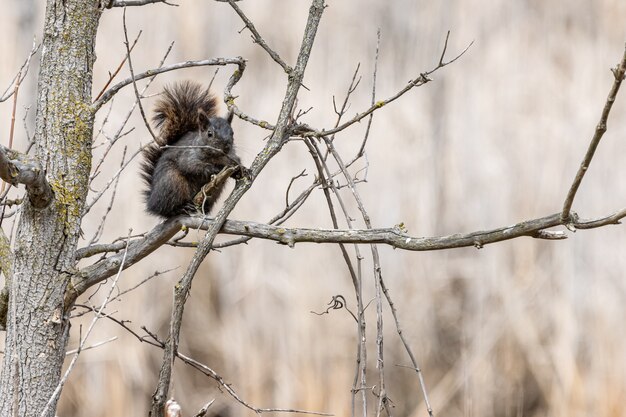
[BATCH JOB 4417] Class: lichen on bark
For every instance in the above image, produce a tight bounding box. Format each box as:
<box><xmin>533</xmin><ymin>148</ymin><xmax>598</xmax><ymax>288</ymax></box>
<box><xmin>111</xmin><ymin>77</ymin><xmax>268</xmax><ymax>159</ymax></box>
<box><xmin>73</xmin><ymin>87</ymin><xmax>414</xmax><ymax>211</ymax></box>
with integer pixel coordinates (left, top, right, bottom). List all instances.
<box><xmin>0</xmin><ymin>1</ymin><xmax>102</xmax><ymax>416</ymax></box>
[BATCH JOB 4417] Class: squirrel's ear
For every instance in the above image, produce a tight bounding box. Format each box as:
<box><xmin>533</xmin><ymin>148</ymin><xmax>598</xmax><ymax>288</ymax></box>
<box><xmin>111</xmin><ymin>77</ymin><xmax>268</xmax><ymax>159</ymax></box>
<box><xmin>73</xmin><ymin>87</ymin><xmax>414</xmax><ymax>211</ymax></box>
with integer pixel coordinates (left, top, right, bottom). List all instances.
<box><xmin>197</xmin><ymin>109</ymin><xmax>211</xmax><ymax>131</ymax></box>
<box><xmin>226</xmin><ymin>108</ymin><xmax>234</xmax><ymax>125</ymax></box>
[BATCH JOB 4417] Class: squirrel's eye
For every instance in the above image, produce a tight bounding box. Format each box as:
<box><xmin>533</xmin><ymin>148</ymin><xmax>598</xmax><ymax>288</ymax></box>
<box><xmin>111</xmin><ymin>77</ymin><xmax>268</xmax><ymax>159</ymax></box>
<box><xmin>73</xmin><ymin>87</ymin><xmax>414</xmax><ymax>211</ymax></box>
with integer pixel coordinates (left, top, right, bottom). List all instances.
<box><xmin>206</xmin><ymin>129</ymin><xmax>214</xmax><ymax>138</ymax></box>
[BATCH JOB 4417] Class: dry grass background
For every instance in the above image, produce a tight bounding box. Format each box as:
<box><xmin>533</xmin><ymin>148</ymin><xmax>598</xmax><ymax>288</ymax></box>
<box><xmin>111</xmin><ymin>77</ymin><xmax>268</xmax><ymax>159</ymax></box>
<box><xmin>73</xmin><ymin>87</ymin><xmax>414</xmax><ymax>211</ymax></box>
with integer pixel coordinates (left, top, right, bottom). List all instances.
<box><xmin>1</xmin><ymin>1</ymin><xmax>626</xmax><ymax>416</ymax></box>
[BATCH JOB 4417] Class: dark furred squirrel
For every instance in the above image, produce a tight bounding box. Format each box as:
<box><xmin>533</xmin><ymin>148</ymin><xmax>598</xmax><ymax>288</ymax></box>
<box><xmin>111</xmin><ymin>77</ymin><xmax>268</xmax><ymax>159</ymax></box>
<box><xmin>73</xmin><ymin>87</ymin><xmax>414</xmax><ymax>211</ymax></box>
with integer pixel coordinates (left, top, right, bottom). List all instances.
<box><xmin>141</xmin><ymin>81</ymin><xmax>242</xmax><ymax>218</ymax></box>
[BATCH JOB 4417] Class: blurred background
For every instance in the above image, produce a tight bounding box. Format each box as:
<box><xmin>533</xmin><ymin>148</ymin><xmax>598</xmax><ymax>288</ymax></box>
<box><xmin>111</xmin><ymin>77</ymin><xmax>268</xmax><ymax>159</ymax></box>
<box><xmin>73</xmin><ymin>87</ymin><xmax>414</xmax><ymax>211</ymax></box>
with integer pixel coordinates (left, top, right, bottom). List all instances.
<box><xmin>1</xmin><ymin>1</ymin><xmax>626</xmax><ymax>416</ymax></box>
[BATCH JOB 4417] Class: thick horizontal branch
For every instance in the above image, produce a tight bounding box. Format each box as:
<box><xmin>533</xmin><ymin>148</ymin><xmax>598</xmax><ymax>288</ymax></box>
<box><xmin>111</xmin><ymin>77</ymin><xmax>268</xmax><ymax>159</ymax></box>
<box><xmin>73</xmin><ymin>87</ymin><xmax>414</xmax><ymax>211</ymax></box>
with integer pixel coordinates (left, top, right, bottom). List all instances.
<box><xmin>70</xmin><ymin>206</ymin><xmax>626</xmax><ymax>303</ymax></box>
<box><xmin>92</xmin><ymin>57</ymin><xmax>245</xmax><ymax>111</ymax></box>
<box><xmin>213</xmin><ymin>214</ymin><xmax>564</xmax><ymax>249</ymax></box>
<box><xmin>0</xmin><ymin>145</ymin><xmax>53</xmax><ymax>208</ymax></box>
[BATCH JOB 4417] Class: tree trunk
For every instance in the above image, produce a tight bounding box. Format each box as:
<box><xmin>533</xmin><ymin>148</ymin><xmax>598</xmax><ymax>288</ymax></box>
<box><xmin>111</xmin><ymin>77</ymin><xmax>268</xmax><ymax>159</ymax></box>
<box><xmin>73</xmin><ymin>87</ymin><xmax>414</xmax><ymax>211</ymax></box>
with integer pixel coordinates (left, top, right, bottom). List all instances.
<box><xmin>0</xmin><ymin>1</ymin><xmax>100</xmax><ymax>416</ymax></box>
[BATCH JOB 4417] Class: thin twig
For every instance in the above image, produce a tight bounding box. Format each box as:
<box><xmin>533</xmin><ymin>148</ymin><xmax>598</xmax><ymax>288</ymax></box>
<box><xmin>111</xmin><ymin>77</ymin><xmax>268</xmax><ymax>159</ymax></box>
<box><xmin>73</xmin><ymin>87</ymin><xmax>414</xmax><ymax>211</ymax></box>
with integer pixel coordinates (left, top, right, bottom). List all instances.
<box><xmin>357</xmin><ymin>29</ymin><xmax>381</xmax><ymax>158</ymax></box>
<box><xmin>303</xmin><ymin>138</ymin><xmax>367</xmax><ymax>417</ymax></box>
<box><xmin>192</xmin><ymin>399</ymin><xmax>215</xmax><ymax>417</ymax></box>
<box><xmin>561</xmin><ymin>44</ymin><xmax>626</xmax><ymax>222</ymax></box>
<box><xmin>92</xmin><ymin>56</ymin><xmax>245</xmax><ymax>111</ymax></box>
<box><xmin>86</xmin><ymin>144</ymin><xmax>145</xmax><ymax>213</ymax></box>
<box><xmin>65</xmin><ymin>337</ymin><xmax>118</xmax><ymax>355</ymax></box>
<box><xmin>122</xmin><ymin>9</ymin><xmax>158</xmax><ymax>142</ymax></box>
<box><xmin>93</xmin><ymin>30</ymin><xmax>142</xmax><ymax>102</ymax></box>
<box><xmin>321</xmin><ymin>137</ymin><xmax>390</xmax><ymax>417</ymax></box>
<box><xmin>100</xmin><ymin>316</ymin><xmax>333</xmax><ymax>416</ymax></box>
<box><xmin>227</xmin><ymin>0</ymin><xmax>292</xmax><ymax>74</ymax></box>
<box><xmin>0</xmin><ymin>39</ymin><xmax>39</xmax><ymax>103</ymax></box>
<box><xmin>381</xmin><ymin>282</ymin><xmax>434</xmax><ymax>417</ymax></box>
<box><xmin>150</xmin><ymin>3</ymin><xmax>327</xmax><ymax>416</ymax></box>
<box><xmin>91</xmin><ymin>42</ymin><xmax>174</xmax><ymax>183</ymax></box>
<box><xmin>296</xmin><ymin>35</ymin><xmax>473</xmax><ymax>138</ymax></box>
<box><xmin>285</xmin><ymin>169</ymin><xmax>308</xmax><ymax>208</ymax></box>
<box><xmin>80</xmin><ymin>308</ymin><xmax>330</xmax><ymax>416</ymax></box>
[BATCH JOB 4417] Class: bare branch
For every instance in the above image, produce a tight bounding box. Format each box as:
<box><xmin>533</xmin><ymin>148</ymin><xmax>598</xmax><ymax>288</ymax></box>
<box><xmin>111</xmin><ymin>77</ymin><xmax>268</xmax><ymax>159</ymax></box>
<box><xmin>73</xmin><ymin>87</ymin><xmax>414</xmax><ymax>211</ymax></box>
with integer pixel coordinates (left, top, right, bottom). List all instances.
<box><xmin>177</xmin><ymin>351</ymin><xmax>333</xmax><ymax>416</ymax></box>
<box><xmin>122</xmin><ymin>9</ymin><xmax>158</xmax><ymax>141</ymax></box>
<box><xmin>86</xmin><ymin>146</ymin><xmax>141</xmax><ymax>245</ymax></box>
<box><xmin>0</xmin><ymin>39</ymin><xmax>39</xmax><ymax>103</ymax></box>
<box><xmin>561</xmin><ymin>44</ymin><xmax>626</xmax><ymax>222</ymax></box>
<box><xmin>91</xmin><ymin>42</ymin><xmax>174</xmax><ymax>187</ymax></box>
<box><xmin>150</xmin><ymin>2</ymin><xmax>327</xmax><ymax>415</ymax></box>
<box><xmin>227</xmin><ymin>0</ymin><xmax>292</xmax><ymax>74</ymax></box>
<box><xmin>320</xmin><ymin>137</ymin><xmax>389</xmax><ymax>416</ymax></box>
<box><xmin>357</xmin><ymin>29</ymin><xmax>381</xmax><ymax>157</ymax></box>
<box><xmin>70</xmin><ymin>205</ymin><xmax>626</xmax><ymax>304</ymax></box>
<box><xmin>92</xmin><ymin>57</ymin><xmax>246</xmax><ymax>111</ymax></box>
<box><xmin>192</xmin><ymin>399</ymin><xmax>215</xmax><ymax>417</ymax></box>
<box><xmin>302</xmin><ymin>138</ymin><xmax>367</xmax><ymax>417</ymax></box>
<box><xmin>86</xmin><ymin>145</ymin><xmax>145</xmax><ymax>213</ymax></box>
<box><xmin>570</xmin><ymin>207</ymin><xmax>626</xmax><ymax>229</ymax></box>
<box><xmin>0</xmin><ymin>145</ymin><xmax>53</xmax><ymax>209</ymax></box>
<box><xmin>93</xmin><ymin>30</ymin><xmax>142</xmax><ymax>102</ymax></box>
<box><xmin>296</xmin><ymin>34</ymin><xmax>472</xmax><ymax>138</ymax></box>
<box><xmin>65</xmin><ymin>336</ymin><xmax>117</xmax><ymax>355</ymax></box>
<box><xmin>85</xmin><ymin>307</ymin><xmax>330</xmax><ymax>416</ymax></box>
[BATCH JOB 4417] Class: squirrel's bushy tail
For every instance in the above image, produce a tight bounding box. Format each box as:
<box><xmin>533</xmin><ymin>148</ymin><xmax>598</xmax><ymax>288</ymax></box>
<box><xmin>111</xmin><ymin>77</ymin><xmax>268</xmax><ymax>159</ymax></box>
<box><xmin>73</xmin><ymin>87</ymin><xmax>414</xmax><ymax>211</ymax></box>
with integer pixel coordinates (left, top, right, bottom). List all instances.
<box><xmin>152</xmin><ymin>80</ymin><xmax>218</xmax><ymax>146</ymax></box>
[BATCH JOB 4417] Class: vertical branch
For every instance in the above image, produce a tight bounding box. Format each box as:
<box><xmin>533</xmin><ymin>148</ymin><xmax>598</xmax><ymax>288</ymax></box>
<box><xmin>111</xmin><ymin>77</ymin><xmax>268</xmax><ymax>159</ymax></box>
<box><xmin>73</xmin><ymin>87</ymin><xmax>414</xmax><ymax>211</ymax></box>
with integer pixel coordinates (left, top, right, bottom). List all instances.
<box><xmin>303</xmin><ymin>138</ymin><xmax>368</xmax><ymax>417</ymax></box>
<box><xmin>325</xmin><ymin>138</ymin><xmax>388</xmax><ymax>415</ymax></box>
<box><xmin>380</xmin><ymin>279</ymin><xmax>434</xmax><ymax>417</ymax></box>
<box><xmin>358</xmin><ymin>29</ymin><xmax>380</xmax><ymax>158</ymax></box>
<box><xmin>122</xmin><ymin>8</ymin><xmax>158</xmax><ymax>142</ymax></box>
<box><xmin>149</xmin><ymin>2</ymin><xmax>326</xmax><ymax>416</ymax></box>
<box><xmin>561</xmin><ymin>45</ymin><xmax>626</xmax><ymax>222</ymax></box>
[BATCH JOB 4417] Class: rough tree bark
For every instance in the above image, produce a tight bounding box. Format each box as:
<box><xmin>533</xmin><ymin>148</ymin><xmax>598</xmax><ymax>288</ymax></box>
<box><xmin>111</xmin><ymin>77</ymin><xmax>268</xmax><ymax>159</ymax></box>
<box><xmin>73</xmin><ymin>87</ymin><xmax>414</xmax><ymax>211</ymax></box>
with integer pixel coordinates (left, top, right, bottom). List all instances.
<box><xmin>0</xmin><ymin>0</ymin><xmax>624</xmax><ymax>416</ymax></box>
<box><xmin>0</xmin><ymin>1</ymin><xmax>101</xmax><ymax>416</ymax></box>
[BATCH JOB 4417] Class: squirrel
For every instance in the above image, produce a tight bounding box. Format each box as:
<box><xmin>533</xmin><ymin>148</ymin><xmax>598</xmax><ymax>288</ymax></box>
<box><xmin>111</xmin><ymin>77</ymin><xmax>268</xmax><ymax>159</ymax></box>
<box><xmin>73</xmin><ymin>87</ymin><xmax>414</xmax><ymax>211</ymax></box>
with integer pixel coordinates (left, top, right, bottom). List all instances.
<box><xmin>140</xmin><ymin>81</ymin><xmax>242</xmax><ymax>218</ymax></box>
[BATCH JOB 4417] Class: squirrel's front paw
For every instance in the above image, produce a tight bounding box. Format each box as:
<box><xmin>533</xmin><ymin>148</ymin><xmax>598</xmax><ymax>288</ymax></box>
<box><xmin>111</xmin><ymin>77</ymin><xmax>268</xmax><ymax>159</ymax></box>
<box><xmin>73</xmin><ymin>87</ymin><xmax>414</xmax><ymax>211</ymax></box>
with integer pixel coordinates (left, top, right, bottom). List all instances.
<box><xmin>231</xmin><ymin>165</ymin><xmax>252</xmax><ymax>181</ymax></box>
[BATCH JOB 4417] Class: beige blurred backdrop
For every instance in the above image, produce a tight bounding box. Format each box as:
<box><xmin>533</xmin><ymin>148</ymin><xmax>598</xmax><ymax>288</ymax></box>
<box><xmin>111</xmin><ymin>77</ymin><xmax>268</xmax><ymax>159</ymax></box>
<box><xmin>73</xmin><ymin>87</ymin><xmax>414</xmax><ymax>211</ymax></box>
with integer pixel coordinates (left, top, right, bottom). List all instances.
<box><xmin>2</xmin><ymin>1</ymin><xmax>626</xmax><ymax>416</ymax></box>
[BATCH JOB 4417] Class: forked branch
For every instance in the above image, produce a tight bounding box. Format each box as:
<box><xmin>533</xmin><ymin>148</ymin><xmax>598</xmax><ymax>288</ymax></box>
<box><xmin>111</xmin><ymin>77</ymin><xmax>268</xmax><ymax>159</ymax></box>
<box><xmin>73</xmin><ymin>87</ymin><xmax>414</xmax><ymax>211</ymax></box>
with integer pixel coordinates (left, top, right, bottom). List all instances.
<box><xmin>148</xmin><ymin>2</ymin><xmax>326</xmax><ymax>414</ymax></box>
<box><xmin>296</xmin><ymin>33</ymin><xmax>473</xmax><ymax>138</ymax></box>
<box><xmin>227</xmin><ymin>0</ymin><xmax>292</xmax><ymax>74</ymax></box>
<box><xmin>70</xmin><ymin>206</ymin><xmax>626</xmax><ymax>304</ymax></box>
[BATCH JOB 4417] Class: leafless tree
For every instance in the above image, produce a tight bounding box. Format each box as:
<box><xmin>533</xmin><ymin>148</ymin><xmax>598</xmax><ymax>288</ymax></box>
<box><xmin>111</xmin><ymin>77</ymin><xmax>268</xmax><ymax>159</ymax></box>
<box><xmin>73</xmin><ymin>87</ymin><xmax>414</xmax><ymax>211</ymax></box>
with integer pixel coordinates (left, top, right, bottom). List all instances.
<box><xmin>0</xmin><ymin>1</ymin><xmax>625</xmax><ymax>417</ymax></box>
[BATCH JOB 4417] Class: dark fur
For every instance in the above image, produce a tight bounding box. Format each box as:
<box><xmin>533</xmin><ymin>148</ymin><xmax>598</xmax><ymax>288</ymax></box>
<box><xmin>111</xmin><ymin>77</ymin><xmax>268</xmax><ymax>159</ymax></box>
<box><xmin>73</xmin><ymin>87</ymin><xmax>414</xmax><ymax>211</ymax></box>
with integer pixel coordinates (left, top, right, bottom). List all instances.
<box><xmin>141</xmin><ymin>81</ymin><xmax>241</xmax><ymax>218</ymax></box>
